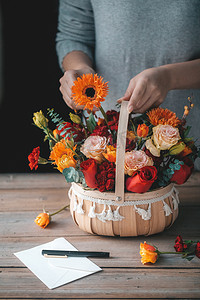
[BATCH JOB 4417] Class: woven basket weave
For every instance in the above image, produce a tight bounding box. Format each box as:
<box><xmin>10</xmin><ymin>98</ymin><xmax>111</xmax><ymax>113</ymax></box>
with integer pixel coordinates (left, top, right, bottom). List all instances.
<box><xmin>68</xmin><ymin>101</ymin><xmax>179</xmax><ymax>237</ymax></box>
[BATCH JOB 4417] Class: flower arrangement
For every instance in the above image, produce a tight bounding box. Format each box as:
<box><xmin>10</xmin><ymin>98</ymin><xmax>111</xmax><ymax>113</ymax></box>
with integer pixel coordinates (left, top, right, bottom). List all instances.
<box><xmin>140</xmin><ymin>235</ymin><xmax>200</xmax><ymax>264</ymax></box>
<box><xmin>29</xmin><ymin>73</ymin><xmax>199</xmax><ymax>196</ymax></box>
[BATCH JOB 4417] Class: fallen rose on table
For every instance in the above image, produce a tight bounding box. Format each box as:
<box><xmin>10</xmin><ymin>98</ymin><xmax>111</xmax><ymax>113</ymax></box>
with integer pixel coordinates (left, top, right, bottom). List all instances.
<box><xmin>140</xmin><ymin>235</ymin><xmax>200</xmax><ymax>264</ymax></box>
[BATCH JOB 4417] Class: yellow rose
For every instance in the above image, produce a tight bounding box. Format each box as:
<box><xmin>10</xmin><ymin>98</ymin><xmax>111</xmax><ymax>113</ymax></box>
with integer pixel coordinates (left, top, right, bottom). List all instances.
<box><xmin>33</xmin><ymin>110</ymin><xmax>48</xmax><ymax>129</ymax></box>
<box><xmin>152</xmin><ymin>124</ymin><xmax>180</xmax><ymax>151</ymax></box>
<box><xmin>145</xmin><ymin>138</ymin><xmax>161</xmax><ymax>157</ymax></box>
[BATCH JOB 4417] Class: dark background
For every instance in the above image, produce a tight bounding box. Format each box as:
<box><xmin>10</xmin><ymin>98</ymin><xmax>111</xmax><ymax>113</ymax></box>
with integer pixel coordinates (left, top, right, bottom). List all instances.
<box><xmin>0</xmin><ymin>1</ymin><xmax>70</xmax><ymax>173</ymax></box>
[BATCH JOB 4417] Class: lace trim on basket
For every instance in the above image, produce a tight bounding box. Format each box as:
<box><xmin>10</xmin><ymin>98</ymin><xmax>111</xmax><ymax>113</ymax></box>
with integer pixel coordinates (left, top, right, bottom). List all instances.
<box><xmin>68</xmin><ymin>185</ymin><xmax>179</xmax><ymax>222</ymax></box>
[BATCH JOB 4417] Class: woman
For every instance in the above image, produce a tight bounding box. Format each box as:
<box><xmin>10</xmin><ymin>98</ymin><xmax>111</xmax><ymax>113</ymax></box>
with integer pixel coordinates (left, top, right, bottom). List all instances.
<box><xmin>56</xmin><ymin>0</ymin><xmax>200</xmax><ymax>169</ymax></box>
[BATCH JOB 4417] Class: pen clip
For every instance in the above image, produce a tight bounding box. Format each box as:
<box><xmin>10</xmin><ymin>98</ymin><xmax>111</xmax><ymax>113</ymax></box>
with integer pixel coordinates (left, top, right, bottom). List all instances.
<box><xmin>43</xmin><ymin>253</ymin><xmax>68</xmax><ymax>258</ymax></box>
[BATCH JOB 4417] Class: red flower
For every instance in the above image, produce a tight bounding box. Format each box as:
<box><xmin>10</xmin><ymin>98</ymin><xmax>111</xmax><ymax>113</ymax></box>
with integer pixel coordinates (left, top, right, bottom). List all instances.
<box><xmin>106</xmin><ymin>110</ymin><xmax>119</xmax><ymax>131</ymax></box>
<box><xmin>126</xmin><ymin>138</ymin><xmax>136</xmax><ymax>152</ymax></box>
<box><xmin>28</xmin><ymin>147</ymin><xmax>40</xmax><ymax>170</ymax></box>
<box><xmin>126</xmin><ymin>166</ymin><xmax>157</xmax><ymax>193</ymax></box>
<box><xmin>91</xmin><ymin>125</ymin><xmax>110</xmax><ymax>137</ymax></box>
<box><xmin>174</xmin><ymin>235</ymin><xmax>188</xmax><ymax>252</ymax></box>
<box><xmin>96</xmin><ymin>161</ymin><xmax>115</xmax><ymax>192</ymax></box>
<box><xmin>57</xmin><ymin>122</ymin><xmax>85</xmax><ymax>142</ymax></box>
<box><xmin>170</xmin><ymin>158</ymin><xmax>194</xmax><ymax>185</ymax></box>
<box><xmin>80</xmin><ymin>158</ymin><xmax>98</xmax><ymax>188</ymax></box>
<box><xmin>106</xmin><ymin>179</ymin><xmax>115</xmax><ymax>190</ymax></box>
<box><xmin>195</xmin><ymin>242</ymin><xmax>200</xmax><ymax>259</ymax></box>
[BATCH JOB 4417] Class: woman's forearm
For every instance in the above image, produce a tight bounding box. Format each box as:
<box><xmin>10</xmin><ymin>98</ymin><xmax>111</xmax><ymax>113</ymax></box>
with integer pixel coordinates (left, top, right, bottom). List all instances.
<box><xmin>62</xmin><ymin>50</ymin><xmax>93</xmax><ymax>72</ymax></box>
<box><xmin>163</xmin><ymin>58</ymin><xmax>200</xmax><ymax>90</ymax></box>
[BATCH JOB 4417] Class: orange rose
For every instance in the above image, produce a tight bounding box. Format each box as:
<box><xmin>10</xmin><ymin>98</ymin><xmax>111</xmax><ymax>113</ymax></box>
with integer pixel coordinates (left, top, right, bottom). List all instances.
<box><xmin>137</xmin><ymin>124</ymin><xmax>149</xmax><ymax>138</ymax></box>
<box><xmin>57</xmin><ymin>154</ymin><xmax>76</xmax><ymax>172</ymax></box>
<box><xmin>102</xmin><ymin>145</ymin><xmax>116</xmax><ymax>162</ymax></box>
<box><xmin>140</xmin><ymin>241</ymin><xmax>158</xmax><ymax>264</ymax></box>
<box><xmin>35</xmin><ymin>212</ymin><xmax>50</xmax><ymax>229</ymax></box>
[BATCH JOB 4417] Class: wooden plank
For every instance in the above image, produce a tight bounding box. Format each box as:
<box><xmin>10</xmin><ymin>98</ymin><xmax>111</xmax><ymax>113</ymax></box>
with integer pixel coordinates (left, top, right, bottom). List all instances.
<box><xmin>0</xmin><ymin>188</ymin><xmax>70</xmax><ymax>212</ymax></box>
<box><xmin>0</xmin><ymin>173</ymin><xmax>69</xmax><ymax>189</ymax></box>
<box><xmin>0</xmin><ymin>268</ymin><xmax>200</xmax><ymax>299</ymax></box>
<box><xmin>0</xmin><ymin>185</ymin><xmax>199</xmax><ymax>213</ymax></box>
<box><xmin>1</xmin><ymin>235</ymin><xmax>200</xmax><ymax>268</ymax></box>
<box><xmin>1</xmin><ymin>206</ymin><xmax>199</xmax><ymax>238</ymax></box>
<box><xmin>0</xmin><ymin>210</ymin><xmax>89</xmax><ymax>238</ymax></box>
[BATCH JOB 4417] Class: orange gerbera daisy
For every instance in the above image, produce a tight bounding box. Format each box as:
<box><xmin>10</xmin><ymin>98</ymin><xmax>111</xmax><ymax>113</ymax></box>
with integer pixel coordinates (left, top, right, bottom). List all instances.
<box><xmin>71</xmin><ymin>74</ymin><xmax>109</xmax><ymax>111</ymax></box>
<box><xmin>147</xmin><ymin>107</ymin><xmax>181</xmax><ymax>127</ymax></box>
<box><xmin>49</xmin><ymin>139</ymin><xmax>77</xmax><ymax>172</ymax></box>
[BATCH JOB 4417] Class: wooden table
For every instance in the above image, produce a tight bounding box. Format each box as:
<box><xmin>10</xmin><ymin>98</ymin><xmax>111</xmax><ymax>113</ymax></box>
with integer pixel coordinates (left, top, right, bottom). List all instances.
<box><xmin>0</xmin><ymin>173</ymin><xmax>200</xmax><ymax>299</ymax></box>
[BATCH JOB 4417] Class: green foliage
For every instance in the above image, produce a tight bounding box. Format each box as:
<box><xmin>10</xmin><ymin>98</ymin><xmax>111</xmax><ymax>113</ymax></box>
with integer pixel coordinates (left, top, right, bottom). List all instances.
<box><xmin>62</xmin><ymin>167</ymin><xmax>86</xmax><ymax>186</ymax></box>
<box><xmin>86</xmin><ymin>113</ymin><xmax>96</xmax><ymax>133</ymax></box>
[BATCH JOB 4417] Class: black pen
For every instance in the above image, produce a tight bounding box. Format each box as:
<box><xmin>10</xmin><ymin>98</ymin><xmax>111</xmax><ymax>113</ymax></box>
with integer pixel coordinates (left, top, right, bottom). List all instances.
<box><xmin>42</xmin><ymin>249</ymin><xmax>110</xmax><ymax>258</ymax></box>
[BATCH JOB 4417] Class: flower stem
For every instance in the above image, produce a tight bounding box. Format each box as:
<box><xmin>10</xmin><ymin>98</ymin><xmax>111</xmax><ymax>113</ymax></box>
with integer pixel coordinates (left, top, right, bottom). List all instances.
<box><xmin>158</xmin><ymin>251</ymin><xmax>185</xmax><ymax>255</ymax></box>
<box><xmin>80</xmin><ymin>121</ymin><xmax>88</xmax><ymax>138</ymax></box>
<box><xmin>99</xmin><ymin>106</ymin><xmax>108</xmax><ymax>125</ymax></box>
<box><xmin>50</xmin><ymin>205</ymin><xmax>70</xmax><ymax>217</ymax></box>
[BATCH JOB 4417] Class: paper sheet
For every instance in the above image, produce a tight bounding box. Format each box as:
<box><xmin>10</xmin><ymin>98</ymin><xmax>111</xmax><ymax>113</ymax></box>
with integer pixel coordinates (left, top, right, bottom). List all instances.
<box><xmin>14</xmin><ymin>237</ymin><xmax>102</xmax><ymax>289</ymax></box>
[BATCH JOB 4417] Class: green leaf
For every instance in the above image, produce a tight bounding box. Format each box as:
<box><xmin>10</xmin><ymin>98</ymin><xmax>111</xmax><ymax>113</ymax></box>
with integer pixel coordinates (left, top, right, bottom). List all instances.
<box><xmin>184</xmin><ymin>137</ymin><xmax>193</xmax><ymax>142</ymax></box>
<box><xmin>183</xmin><ymin>126</ymin><xmax>191</xmax><ymax>138</ymax></box>
<box><xmin>86</xmin><ymin>113</ymin><xmax>96</xmax><ymax>133</ymax></box>
<box><xmin>185</xmin><ymin>255</ymin><xmax>195</xmax><ymax>261</ymax></box>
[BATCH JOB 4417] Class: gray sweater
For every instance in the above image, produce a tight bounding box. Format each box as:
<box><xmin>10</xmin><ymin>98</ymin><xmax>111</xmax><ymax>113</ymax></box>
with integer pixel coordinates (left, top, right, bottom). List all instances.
<box><xmin>56</xmin><ymin>0</ymin><xmax>200</xmax><ymax>170</ymax></box>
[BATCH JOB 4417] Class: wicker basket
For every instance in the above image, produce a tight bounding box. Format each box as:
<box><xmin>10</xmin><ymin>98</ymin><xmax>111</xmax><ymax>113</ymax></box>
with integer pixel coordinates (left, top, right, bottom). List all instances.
<box><xmin>68</xmin><ymin>101</ymin><xmax>180</xmax><ymax>237</ymax></box>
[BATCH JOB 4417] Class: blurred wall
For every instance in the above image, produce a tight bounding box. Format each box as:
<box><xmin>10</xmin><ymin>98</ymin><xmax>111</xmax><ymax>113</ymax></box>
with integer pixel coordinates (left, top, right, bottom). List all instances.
<box><xmin>0</xmin><ymin>3</ymin><xmax>2</xmax><ymax>106</ymax></box>
<box><xmin>0</xmin><ymin>1</ymin><xmax>70</xmax><ymax>173</ymax></box>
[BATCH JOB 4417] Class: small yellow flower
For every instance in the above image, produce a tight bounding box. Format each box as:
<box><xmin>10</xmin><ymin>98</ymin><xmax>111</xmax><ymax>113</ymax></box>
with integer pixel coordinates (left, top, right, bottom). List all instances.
<box><xmin>33</xmin><ymin>110</ymin><xmax>48</xmax><ymax>129</ymax></box>
<box><xmin>69</xmin><ymin>113</ymin><xmax>82</xmax><ymax>124</ymax></box>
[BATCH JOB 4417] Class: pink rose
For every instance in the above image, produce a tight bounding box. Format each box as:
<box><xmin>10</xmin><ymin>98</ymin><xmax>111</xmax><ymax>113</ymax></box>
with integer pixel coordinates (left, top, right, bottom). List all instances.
<box><xmin>124</xmin><ymin>150</ymin><xmax>153</xmax><ymax>176</ymax></box>
<box><xmin>80</xmin><ymin>135</ymin><xmax>108</xmax><ymax>163</ymax></box>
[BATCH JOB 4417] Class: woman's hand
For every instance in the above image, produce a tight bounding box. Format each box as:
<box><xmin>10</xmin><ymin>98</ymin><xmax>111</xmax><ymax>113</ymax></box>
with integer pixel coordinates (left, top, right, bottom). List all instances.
<box><xmin>117</xmin><ymin>66</ymin><xmax>171</xmax><ymax>114</ymax></box>
<box><xmin>59</xmin><ymin>67</ymin><xmax>95</xmax><ymax>110</ymax></box>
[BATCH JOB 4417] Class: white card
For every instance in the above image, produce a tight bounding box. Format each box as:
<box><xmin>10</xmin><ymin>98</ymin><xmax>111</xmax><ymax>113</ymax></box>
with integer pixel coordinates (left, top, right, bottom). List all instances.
<box><xmin>14</xmin><ymin>237</ymin><xmax>102</xmax><ymax>289</ymax></box>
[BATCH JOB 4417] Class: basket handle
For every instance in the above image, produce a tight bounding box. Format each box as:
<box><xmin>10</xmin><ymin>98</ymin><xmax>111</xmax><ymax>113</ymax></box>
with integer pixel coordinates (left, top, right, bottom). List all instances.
<box><xmin>114</xmin><ymin>101</ymin><xmax>129</xmax><ymax>204</ymax></box>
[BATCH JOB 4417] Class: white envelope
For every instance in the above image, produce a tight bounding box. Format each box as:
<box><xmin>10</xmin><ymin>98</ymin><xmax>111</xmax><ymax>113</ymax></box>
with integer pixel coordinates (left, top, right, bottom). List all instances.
<box><xmin>14</xmin><ymin>237</ymin><xmax>102</xmax><ymax>289</ymax></box>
